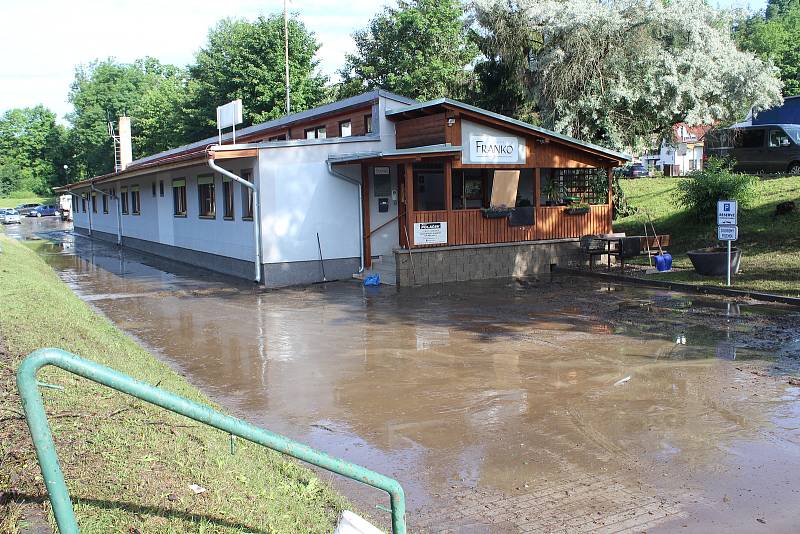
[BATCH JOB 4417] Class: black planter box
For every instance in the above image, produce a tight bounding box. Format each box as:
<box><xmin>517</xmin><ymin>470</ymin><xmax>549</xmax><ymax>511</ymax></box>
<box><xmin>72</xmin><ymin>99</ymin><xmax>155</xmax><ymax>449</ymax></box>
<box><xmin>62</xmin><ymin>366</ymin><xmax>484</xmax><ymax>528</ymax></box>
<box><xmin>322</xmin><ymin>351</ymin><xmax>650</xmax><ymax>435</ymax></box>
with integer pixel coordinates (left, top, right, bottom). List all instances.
<box><xmin>482</xmin><ymin>208</ymin><xmax>513</xmax><ymax>219</ymax></box>
<box><xmin>687</xmin><ymin>247</ymin><xmax>742</xmax><ymax>276</ymax></box>
<box><xmin>565</xmin><ymin>207</ymin><xmax>590</xmax><ymax>215</ymax></box>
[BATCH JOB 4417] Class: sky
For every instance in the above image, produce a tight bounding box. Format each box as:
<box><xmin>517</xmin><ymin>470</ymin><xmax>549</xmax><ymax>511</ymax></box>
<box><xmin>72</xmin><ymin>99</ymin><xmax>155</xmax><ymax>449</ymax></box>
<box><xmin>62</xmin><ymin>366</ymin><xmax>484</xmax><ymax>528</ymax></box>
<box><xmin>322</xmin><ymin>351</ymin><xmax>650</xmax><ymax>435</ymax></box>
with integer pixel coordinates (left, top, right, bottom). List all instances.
<box><xmin>0</xmin><ymin>0</ymin><xmax>768</xmax><ymax>123</ymax></box>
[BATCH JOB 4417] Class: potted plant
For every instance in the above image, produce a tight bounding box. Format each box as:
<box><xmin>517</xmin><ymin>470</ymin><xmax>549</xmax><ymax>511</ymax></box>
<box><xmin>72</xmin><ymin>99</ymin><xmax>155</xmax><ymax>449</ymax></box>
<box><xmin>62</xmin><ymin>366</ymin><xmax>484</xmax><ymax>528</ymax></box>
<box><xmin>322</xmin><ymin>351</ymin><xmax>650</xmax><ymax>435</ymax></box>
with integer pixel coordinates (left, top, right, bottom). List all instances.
<box><xmin>482</xmin><ymin>204</ymin><xmax>514</xmax><ymax>218</ymax></box>
<box><xmin>543</xmin><ymin>179</ymin><xmax>561</xmax><ymax>206</ymax></box>
<box><xmin>687</xmin><ymin>246</ymin><xmax>742</xmax><ymax>276</ymax></box>
<box><xmin>565</xmin><ymin>202</ymin><xmax>591</xmax><ymax>215</ymax></box>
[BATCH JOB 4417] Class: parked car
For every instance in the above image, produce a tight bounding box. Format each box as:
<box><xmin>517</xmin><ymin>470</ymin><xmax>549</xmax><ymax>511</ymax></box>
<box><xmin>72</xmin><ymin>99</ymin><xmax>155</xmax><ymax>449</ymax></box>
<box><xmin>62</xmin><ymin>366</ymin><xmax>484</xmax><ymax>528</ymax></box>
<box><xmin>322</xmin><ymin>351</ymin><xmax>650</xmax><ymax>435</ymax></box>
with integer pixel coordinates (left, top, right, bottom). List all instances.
<box><xmin>705</xmin><ymin>124</ymin><xmax>800</xmax><ymax>174</ymax></box>
<box><xmin>620</xmin><ymin>164</ymin><xmax>650</xmax><ymax>178</ymax></box>
<box><xmin>28</xmin><ymin>204</ymin><xmax>58</xmax><ymax>217</ymax></box>
<box><xmin>1</xmin><ymin>208</ymin><xmax>22</xmax><ymax>224</ymax></box>
<box><xmin>15</xmin><ymin>203</ymin><xmax>41</xmax><ymax>215</ymax></box>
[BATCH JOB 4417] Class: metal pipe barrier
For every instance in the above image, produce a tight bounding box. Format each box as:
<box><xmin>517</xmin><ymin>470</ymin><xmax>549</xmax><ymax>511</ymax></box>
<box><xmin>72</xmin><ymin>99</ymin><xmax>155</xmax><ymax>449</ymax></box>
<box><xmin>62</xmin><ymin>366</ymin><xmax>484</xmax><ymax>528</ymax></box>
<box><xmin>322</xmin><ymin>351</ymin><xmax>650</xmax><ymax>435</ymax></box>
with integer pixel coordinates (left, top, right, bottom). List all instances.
<box><xmin>17</xmin><ymin>348</ymin><xmax>406</xmax><ymax>533</ymax></box>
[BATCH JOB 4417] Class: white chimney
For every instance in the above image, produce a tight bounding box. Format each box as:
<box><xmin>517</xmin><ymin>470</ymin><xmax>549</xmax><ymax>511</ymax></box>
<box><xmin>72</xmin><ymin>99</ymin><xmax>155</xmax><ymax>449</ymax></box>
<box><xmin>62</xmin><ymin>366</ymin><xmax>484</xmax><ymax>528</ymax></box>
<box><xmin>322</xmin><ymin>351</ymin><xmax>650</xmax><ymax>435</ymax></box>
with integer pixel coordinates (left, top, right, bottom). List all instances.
<box><xmin>118</xmin><ymin>116</ymin><xmax>133</xmax><ymax>170</ymax></box>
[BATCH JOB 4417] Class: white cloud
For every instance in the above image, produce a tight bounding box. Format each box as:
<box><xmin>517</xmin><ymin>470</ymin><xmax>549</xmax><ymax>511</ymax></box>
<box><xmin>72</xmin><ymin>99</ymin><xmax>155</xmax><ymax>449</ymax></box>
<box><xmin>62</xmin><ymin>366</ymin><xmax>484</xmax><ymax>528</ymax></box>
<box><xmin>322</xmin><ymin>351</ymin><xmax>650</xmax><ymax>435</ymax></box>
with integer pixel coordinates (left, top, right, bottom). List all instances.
<box><xmin>0</xmin><ymin>0</ymin><xmax>392</xmax><ymax>121</ymax></box>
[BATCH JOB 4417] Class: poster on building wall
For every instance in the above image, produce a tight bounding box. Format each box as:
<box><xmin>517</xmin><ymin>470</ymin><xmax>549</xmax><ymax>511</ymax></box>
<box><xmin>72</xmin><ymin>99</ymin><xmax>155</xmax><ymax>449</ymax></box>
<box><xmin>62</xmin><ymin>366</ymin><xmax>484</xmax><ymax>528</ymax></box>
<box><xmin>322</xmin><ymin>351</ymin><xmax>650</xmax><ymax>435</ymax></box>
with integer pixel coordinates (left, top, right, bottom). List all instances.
<box><xmin>413</xmin><ymin>222</ymin><xmax>447</xmax><ymax>245</ymax></box>
<box><xmin>468</xmin><ymin>134</ymin><xmax>522</xmax><ymax>163</ymax></box>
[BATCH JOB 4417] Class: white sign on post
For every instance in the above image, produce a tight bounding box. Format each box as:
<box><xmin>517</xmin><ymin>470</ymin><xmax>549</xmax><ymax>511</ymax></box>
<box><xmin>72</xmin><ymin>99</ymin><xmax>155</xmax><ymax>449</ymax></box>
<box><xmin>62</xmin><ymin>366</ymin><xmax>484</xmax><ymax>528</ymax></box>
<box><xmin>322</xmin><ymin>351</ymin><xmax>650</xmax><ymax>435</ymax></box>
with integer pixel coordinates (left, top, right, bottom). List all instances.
<box><xmin>718</xmin><ymin>225</ymin><xmax>738</xmax><ymax>241</ymax></box>
<box><xmin>216</xmin><ymin>99</ymin><xmax>243</xmax><ymax>144</ymax></box>
<box><xmin>413</xmin><ymin>222</ymin><xmax>447</xmax><ymax>245</ymax></box>
<box><xmin>717</xmin><ymin>200</ymin><xmax>737</xmax><ymax>225</ymax></box>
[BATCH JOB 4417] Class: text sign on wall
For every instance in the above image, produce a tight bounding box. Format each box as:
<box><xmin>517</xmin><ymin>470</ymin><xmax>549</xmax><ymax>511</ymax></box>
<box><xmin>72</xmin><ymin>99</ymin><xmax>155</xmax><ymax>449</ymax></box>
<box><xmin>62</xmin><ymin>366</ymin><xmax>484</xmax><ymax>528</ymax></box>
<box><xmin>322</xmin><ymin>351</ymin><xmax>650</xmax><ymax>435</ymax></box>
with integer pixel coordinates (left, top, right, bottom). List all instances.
<box><xmin>718</xmin><ymin>225</ymin><xmax>738</xmax><ymax>241</ymax></box>
<box><xmin>413</xmin><ymin>222</ymin><xmax>447</xmax><ymax>245</ymax></box>
<box><xmin>717</xmin><ymin>200</ymin><xmax>737</xmax><ymax>225</ymax></box>
<box><xmin>468</xmin><ymin>135</ymin><xmax>521</xmax><ymax>164</ymax></box>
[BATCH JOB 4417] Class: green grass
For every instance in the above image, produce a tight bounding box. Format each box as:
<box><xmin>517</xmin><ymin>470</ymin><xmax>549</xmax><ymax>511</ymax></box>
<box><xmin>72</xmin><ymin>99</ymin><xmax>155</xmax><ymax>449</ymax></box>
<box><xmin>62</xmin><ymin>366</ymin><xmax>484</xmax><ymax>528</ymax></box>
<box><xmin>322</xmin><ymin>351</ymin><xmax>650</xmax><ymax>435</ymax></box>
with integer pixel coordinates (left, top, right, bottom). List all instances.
<box><xmin>614</xmin><ymin>176</ymin><xmax>800</xmax><ymax>297</ymax></box>
<box><xmin>0</xmin><ymin>234</ymin><xmax>350</xmax><ymax>533</ymax></box>
<box><xmin>0</xmin><ymin>194</ymin><xmax>55</xmax><ymax>208</ymax></box>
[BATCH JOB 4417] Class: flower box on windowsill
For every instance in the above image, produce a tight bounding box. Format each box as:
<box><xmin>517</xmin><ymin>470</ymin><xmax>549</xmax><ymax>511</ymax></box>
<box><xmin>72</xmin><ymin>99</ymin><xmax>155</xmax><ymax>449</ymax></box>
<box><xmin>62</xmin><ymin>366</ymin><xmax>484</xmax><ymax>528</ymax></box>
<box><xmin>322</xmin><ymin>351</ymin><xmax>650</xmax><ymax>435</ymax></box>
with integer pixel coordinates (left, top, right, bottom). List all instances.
<box><xmin>481</xmin><ymin>207</ymin><xmax>513</xmax><ymax>219</ymax></box>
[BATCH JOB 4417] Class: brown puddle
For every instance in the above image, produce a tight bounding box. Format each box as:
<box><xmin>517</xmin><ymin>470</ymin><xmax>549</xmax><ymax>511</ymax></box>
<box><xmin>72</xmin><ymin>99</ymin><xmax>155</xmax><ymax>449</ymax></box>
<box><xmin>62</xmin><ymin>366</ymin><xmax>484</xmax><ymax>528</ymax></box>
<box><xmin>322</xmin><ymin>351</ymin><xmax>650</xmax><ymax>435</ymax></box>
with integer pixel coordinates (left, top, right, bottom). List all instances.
<box><xmin>18</xmin><ymin>219</ymin><xmax>800</xmax><ymax>532</ymax></box>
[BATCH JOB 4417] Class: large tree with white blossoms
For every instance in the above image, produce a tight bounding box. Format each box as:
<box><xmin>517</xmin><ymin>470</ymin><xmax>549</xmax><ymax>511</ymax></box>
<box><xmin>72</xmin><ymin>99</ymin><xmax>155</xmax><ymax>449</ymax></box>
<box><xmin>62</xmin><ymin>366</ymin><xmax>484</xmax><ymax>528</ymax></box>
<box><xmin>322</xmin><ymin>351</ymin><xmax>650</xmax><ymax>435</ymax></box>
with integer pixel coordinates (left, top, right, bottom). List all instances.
<box><xmin>473</xmin><ymin>0</ymin><xmax>784</xmax><ymax>151</ymax></box>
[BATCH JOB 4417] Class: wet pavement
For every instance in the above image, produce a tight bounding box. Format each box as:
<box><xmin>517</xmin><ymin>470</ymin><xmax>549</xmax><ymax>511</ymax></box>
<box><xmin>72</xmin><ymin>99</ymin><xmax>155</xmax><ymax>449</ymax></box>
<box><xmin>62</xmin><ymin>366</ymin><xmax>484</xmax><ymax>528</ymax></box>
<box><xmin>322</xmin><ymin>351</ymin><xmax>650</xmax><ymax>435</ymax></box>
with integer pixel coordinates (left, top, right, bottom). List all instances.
<box><xmin>8</xmin><ymin>218</ymin><xmax>800</xmax><ymax>532</ymax></box>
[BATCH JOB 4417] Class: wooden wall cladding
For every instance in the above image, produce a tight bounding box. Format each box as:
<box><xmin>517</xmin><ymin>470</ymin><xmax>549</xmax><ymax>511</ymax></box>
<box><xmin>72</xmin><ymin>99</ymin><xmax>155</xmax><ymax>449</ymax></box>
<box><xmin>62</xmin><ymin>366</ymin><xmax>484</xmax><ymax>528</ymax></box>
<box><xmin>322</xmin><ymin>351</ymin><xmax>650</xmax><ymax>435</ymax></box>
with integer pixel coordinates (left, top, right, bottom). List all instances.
<box><xmin>527</xmin><ymin>141</ymin><xmax>607</xmax><ymax>169</ymax></box>
<box><xmin>395</xmin><ymin>113</ymin><xmax>447</xmax><ymax>149</ymax></box>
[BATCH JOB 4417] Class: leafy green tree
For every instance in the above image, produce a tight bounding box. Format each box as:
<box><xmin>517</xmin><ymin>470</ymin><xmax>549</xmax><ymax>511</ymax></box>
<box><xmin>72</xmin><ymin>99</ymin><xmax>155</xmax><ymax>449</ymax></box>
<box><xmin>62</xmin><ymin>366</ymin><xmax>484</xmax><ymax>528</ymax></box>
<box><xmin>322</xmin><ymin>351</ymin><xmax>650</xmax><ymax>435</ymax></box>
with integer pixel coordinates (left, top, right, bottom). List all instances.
<box><xmin>68</xmin><ymin>57</ymin><xmax>188</xmax><ymax>178</ymax></box>
<box><xmin>186</xmin><ymin>14</ymin><xmax>327</xmax><ymax>139</ymax></box>
<box><xmin>736</xmin><ymin>0</ymin><xmax>800</xmax><ymax>96</ymax></box>
<box><xmin>338</xmin><ymin>0</ymin><xmax>479</xmax><ymax>100</ymax></box>
<box><xmin>474</xmin><ymin>0</ymin><xmax>783</xmax><ymax>151</ymax></box>
<box><xmin>0</xmin><ymin>105</ymin><xmax>65</xmax><ymax>194</ymax></box>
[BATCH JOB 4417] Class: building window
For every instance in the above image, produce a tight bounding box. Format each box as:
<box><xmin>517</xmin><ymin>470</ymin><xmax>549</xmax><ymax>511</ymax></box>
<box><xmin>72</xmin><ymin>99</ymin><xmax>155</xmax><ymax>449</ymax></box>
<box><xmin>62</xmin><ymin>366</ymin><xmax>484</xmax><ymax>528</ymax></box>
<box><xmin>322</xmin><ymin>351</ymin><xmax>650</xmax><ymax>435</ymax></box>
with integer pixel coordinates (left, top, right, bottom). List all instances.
<box><xmin>223</xmin><ymin>177</ymin><xmax>234</xmax><ymax>219</ymax></box>
<box><xmin>339</xmin><ymin>120</ymin><xmax>352</xmax><ymax>137</ymax></box>
<box><xmin>80</xmin><ymin>194</ymin><xmax>86</xmax><ymax>213</ymax></box>
<box><xmin>102</xmin><ymin>191</ymin><xmax>108</xmax><ymax>213</ymax></box>
<box><xmin>151</xmin><ymin>182</ymin><xmax>157</xmax><ymax>197</ymax></box>
<box><xmin>197</xmin><ymin>175</ymin><xmax>215</xmax><ymax>218</ymax></box>
<box><xmin>304</xmin><ymin>125</ymin><xmax>326</xmax><ymax>139</ymax></box>
<box><xmin>268</xmin><ymin>134</ymin><xmax>287</xmax><ymax>141</ymax></box>
<box><xmin>364</xmin><ymin>114</ymin><xmax>373</xmax><ymax>134</ymax></box>
<box><xmin>91</xmin><ymin>192</ymin><xmax>97</xmax><ymax>213</ymax></box>
<box><xmin>159</xmin><ymin>180</ymin><xmax>164</xmax><ymax>197</ymax></box>
<box><xmin>413</xmin><ymin>163</ymin><xmax>446</xmax><ymax>211</ymax></box>
<box><xmin>131</xmin><ymin>185</ymin><xmax>140</xmax><ymax>215</ymax></box>
<box><xmin>173</xmin><ymin>179</ymin><xmax>186</xmax><ymax>217</ymax></box>
<box><xmin>451</xmin><ymin>169</ymin><xmax>491</xmax><ymax>209</ymax></box>
<box><xmin>241</xmin><ymin>169</ymin><xmax>254</xmax><ymax>220</ymax></box>
<box><xmin>72</xmin><ymin>195</ymin><xmax>78</xmax><ymax>214</ymax></box>
<box><xmin>120</xmin><ymin>187</ymin><xmax>129</xmax><ymax>214</ymax></box>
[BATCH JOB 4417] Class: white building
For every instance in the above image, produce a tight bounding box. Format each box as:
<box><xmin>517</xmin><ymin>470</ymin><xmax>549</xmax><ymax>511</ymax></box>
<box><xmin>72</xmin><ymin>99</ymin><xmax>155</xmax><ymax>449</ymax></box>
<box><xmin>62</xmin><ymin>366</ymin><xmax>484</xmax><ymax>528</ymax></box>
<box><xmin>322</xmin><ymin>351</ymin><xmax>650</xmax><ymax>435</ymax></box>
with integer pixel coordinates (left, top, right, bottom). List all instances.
<box><xmin>59</xmin><ymin>91</ymin><xmax>628</xmax><ymax>287</ymax></box>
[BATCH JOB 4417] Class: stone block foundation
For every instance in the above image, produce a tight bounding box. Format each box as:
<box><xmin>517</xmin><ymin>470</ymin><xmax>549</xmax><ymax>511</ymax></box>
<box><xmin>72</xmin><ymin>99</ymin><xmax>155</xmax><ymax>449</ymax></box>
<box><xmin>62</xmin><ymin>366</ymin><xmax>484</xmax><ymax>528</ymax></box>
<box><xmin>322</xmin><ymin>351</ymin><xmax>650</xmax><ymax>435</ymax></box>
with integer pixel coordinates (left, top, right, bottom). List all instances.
<box><xmin>394</xmin><ymin>239</ymin><xmax>586</xmax><ymax>287</ymax></box>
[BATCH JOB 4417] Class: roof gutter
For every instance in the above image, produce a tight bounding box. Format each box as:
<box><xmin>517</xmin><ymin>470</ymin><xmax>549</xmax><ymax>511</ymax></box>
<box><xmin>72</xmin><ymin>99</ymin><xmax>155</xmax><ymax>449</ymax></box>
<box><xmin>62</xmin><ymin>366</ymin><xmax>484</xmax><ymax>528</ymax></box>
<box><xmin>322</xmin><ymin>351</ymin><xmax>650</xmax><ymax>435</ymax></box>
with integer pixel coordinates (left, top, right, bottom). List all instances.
<box><xmin>207</xmin><ymin>152</ymin><xmax>263</xmax><ymax>284</ymax></box>
<box><xmin>327</xmin><ymin>161</ymin><xmax>365</xmax><ymax>274</ymax></box>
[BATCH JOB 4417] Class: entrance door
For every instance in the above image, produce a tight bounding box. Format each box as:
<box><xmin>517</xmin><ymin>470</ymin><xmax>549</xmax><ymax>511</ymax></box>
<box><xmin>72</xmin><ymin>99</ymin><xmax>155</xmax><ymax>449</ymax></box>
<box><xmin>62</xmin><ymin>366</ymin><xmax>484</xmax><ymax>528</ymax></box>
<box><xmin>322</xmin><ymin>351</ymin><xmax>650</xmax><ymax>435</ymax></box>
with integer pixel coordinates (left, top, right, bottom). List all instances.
<box><xmin>368</xmin><ymin>165</ymin><xmax>399</xmax><ymax>257</ymax></box>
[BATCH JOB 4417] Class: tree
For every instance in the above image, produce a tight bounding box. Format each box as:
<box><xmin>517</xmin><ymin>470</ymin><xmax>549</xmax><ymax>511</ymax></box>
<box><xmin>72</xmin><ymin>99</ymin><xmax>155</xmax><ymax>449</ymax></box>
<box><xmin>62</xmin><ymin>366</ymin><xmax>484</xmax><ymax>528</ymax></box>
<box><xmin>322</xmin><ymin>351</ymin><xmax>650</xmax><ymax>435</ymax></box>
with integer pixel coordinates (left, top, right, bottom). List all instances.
<box><xmin>0</xmin><ymin>106</ymin><xmax>65</xmax><ymax>194</ymax></box>
<box><xmin>186</xmin><ymin>14</ymin><xmax>328</xmax><ymax>139</ymax></box>
<box><xmin>338</xmin><ymin>0</ymin><xmax>479</xmax><ymax>100</ymax></box>
<box><xmin>736</xmin><ymin>0</ymin><xmax>800</xmax><ymax>96</ymax></box>
<box><xmin>474</xmin><ymin>0</ymin><xmax>783</xmax><ymax>151</ymax></box>
<box><xmin>68</xmin><ymin>58</ymin><xmax>188</xmax><ymax>178</ymax></box>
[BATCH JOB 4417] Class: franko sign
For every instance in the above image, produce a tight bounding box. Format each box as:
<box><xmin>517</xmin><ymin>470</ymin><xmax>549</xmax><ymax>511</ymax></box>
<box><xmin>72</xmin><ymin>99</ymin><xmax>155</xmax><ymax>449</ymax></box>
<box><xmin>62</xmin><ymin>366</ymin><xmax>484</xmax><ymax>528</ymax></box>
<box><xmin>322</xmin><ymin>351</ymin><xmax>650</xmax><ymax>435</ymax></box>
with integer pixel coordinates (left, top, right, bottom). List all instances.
<box><xmin>468</xmin><ymin>134</ymin><xmax>521</xmax><ymax>164</ymax></box>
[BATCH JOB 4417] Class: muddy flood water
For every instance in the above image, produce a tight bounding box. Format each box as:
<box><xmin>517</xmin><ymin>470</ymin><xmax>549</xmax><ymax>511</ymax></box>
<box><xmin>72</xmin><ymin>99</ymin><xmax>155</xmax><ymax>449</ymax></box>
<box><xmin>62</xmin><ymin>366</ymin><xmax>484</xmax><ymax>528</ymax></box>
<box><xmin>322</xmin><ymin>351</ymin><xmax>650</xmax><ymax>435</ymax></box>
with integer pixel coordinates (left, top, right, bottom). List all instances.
<box><xmin>12</xmin><ymin>218</ymin><xmax>800</xmax><ymax>532</ymax></box>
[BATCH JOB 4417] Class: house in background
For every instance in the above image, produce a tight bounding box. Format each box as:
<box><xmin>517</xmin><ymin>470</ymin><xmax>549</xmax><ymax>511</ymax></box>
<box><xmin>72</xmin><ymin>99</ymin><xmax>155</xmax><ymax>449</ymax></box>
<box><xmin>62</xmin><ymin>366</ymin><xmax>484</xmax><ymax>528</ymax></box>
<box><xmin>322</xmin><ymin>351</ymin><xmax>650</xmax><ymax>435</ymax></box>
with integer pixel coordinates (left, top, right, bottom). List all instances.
<box><xmin>57</xmin><ymin>91</ymin><xmax>629</xmax><ymax>288</ymax></box>
<box><xmin>642</xmin><ymin>123</ymin><xmax>711</xmax><ymax>176</ymax></box>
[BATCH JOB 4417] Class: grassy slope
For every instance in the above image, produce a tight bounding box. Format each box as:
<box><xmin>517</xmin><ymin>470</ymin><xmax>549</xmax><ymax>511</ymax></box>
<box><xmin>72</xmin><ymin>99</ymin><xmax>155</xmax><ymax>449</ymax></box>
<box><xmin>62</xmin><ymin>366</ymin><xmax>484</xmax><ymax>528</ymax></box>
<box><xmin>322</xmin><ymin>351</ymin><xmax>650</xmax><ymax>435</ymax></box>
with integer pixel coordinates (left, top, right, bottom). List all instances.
<box><xmin>0</xmin><ymin>234</ymin><xmax>348</xmax><ymax>533</ymax></box>
<box><xmin>614</xmin><ymin>176</ymin><xmax>800</xmax><ymax>296</ymax></box>
<box><xmin>0</xmin><ymin>196</ymin><xmax>55</xmax><ymax>209</ymax></box>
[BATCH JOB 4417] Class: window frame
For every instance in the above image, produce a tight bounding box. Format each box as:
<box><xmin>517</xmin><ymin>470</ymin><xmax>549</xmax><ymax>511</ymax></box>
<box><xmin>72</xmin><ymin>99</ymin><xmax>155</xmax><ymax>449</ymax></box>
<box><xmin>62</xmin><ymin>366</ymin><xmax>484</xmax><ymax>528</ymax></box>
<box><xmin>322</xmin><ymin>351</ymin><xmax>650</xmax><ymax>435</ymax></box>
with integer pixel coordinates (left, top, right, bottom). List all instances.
<box><xmin>120</xmin><ymin>186</ymin><xmax>129</xmax><ymax>215</ymax></box>
<box><xmin>222</xmin><ymin>176</ymin><xmax>235</xmax><ymax>220</ymax></box>
<box><xmin>159</xmin><ymin>180</ymin><xmax>164</xmax><ymax>197</ymax></box>
<box><xmin>364</xmin><ymin>114</ymin><xmax>373</xmax><ymax>134</ymax></box>
<box><xmin>241</xmin><ymin>169</ymin><xmax>254</xmax><ymax>221</ymax></box>
<box><xmin>91</xmin><ymin>192</ymin><xmax>97</xmax><ymax>213</ymax></box>
<box><xmin>339</xmin><ymin>120</ymin><xmax>352</xmax><ymax>138</ymax></box>
<box><xmin>102</xmin><ymin>191</ymin><xmax>108</xmax><ymax>214</ymax></box>
<box><xmin>197</xmin><ymin>174</ymin><xmax>216</xmax><ymax>219</ymax></box>
<box><xmin>304</xmin><ymin>125</ymin><xmax>327</xmax><ymax>139</ymax></box>
<box><xmin>130</xmin><ymin>185</ymin><xmax>141</xmax><ymax>215</ymax></box>
<box><xmin>172</xmin><ymin>179</ymin><xmax>187</xmax><ymax>217</ymax></box>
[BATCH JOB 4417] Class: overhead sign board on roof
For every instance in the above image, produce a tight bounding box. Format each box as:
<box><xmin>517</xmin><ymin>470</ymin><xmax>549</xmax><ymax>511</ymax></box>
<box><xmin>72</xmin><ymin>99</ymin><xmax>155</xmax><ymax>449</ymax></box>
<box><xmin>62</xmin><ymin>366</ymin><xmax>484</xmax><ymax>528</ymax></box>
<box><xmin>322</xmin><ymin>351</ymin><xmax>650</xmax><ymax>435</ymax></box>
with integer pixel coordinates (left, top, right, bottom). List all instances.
<box><xmin>217</xmin><ymin>100</ymin><xmax>243</xmax><ymax>130</ymax></box>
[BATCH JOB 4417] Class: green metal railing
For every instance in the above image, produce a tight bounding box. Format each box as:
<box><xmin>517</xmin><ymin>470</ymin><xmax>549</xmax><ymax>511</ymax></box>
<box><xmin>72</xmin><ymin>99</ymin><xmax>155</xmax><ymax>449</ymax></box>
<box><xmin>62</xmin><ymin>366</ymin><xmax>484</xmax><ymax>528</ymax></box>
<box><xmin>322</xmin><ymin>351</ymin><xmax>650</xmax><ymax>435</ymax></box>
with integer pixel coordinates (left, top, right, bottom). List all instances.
<box><xmin>17</xmin><ymin>348</ymin><xmax>406</xmax><ymax>533</ymax></box>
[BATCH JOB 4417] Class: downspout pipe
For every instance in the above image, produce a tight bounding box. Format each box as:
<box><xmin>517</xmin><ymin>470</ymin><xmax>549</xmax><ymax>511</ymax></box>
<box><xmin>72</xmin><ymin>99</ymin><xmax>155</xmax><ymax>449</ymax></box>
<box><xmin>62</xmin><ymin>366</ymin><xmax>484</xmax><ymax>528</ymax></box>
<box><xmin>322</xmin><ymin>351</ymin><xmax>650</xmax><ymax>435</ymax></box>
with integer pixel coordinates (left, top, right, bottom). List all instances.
<box><xmin>207</xmin><ymin>153</ymin><xmax>262</xmax><ymax>284</ymax></box>
<box><xmin>327</xmin><ymin>161</ymin><xmax>365</xmax><ymax>274</ymax></box>
<box><xmin>90</xmin><ymin>182</ymin><xmax>121</xmax><ymax>245</ymax></box>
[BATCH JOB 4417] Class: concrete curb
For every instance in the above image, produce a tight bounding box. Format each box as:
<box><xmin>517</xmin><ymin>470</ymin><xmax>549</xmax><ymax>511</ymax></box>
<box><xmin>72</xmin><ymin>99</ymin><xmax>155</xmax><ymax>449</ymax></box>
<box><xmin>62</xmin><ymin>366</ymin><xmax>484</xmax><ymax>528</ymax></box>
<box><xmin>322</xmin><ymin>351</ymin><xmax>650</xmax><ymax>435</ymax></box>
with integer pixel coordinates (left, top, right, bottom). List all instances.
<box><xmin>559</xmin><ymin>267</ymin><xmax>800</xmax><ymax>307</ymax></box>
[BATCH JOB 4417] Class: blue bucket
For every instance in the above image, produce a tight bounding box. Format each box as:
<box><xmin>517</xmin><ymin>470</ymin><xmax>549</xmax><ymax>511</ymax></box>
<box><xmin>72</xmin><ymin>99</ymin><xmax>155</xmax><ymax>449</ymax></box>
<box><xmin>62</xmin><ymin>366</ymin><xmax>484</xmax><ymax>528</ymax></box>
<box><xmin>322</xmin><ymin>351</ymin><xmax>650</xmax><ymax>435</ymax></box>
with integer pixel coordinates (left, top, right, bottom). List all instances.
<box><xmin>363</xmin><ymin>274</ymin><xmax>381</xmax><ymax>286</ymax></box>
<box><xmin>655</xmin><ymin>253</ymin><xmax>672</xmax><ymax>272</ymax></box>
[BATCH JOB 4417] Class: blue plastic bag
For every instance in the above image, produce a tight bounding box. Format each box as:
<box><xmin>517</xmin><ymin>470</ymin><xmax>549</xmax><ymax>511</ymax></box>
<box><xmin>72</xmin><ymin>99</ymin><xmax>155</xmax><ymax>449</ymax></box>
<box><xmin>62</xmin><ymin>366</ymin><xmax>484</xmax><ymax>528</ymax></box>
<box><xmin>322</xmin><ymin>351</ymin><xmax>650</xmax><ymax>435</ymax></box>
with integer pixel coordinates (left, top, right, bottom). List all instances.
<box><xmin>363</xmin><ymin>274</ymin><xmax>381</xmax><ymax>286</ymax></box>
<box><xmin>655</xmin><ymin>253</ymin><xmax>672</xmax><ymax>272</ymax></box>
